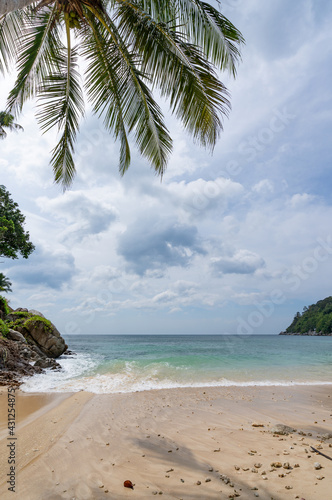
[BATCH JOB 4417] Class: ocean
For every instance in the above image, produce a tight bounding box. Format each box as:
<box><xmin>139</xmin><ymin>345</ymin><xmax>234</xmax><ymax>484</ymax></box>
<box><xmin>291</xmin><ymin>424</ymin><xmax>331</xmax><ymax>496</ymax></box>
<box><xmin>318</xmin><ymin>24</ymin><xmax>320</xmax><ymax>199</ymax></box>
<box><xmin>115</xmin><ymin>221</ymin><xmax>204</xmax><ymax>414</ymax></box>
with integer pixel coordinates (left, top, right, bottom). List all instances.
<box><xmin>20</xmin><ymin>334</ymin><xmax>332</xmax><ymax>393</ymax></box>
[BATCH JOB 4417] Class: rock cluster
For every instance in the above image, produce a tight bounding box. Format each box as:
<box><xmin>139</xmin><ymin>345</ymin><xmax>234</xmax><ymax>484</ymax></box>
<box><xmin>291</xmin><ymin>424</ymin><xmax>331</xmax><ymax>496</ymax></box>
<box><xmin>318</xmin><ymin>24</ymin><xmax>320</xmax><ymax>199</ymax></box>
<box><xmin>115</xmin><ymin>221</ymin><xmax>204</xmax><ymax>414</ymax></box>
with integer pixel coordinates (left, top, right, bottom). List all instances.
<box><xmin>0</xmin><ymin>305</ymin><xmax>68</xmax><ymax>386</ymax></box>
<box><xmin>279</xmin><ymin>330</ymin><xmax>332</xmax><ymax>336</ymax></box>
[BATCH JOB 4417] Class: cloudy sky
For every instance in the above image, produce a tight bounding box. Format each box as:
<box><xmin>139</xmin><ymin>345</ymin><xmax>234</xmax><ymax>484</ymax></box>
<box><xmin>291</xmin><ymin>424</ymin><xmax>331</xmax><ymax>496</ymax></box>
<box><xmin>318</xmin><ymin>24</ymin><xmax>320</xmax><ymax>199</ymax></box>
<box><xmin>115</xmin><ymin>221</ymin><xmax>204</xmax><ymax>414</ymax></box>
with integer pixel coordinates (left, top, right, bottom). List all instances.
<box><xmin>1</xmin><ymin>0</ymin><xmax>332</xmax><ymax>335</ymax></box>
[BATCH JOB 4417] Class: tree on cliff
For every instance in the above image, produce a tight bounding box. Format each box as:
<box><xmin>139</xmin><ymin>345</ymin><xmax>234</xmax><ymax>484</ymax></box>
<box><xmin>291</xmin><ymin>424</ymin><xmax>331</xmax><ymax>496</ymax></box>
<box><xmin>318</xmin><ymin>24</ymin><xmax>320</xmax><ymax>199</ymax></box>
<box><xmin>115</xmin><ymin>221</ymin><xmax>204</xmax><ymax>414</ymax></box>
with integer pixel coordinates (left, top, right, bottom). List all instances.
<box><xmin>0</xmin><ymin>185</ymin><xmax>35</xmax><ymax>260</ymax></box>
<box><xmin>0</xmin><ymin>111</ymin><xmax>23</xmax><ymax>139</ymax></box>
<box><xmin>0</xmin><ymin>1</ymin><xmax>244</xmax><ymax>188</ymax></box>
<box><xmin>286</xmin><ymin>296</ymin><xmax>332</xmax><ymax>335</ymax></box>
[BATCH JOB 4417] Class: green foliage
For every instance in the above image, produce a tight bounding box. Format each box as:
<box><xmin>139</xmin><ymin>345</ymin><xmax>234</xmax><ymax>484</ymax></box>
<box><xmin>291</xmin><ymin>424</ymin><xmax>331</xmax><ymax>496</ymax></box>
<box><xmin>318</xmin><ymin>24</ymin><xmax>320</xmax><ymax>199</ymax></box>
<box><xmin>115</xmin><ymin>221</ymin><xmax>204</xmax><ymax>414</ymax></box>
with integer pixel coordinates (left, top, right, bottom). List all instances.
<box><xmin>23</xmin><ymin>315</ymin><xmax>53</xmax><ymax>333</ymax></box>
<box><xmin>0</xmin><ymin>110</ymin><xmax>23</xmax><ymax>139</ymax></box>
<box><xmin>0</xmin><ymin>318</ymin><xmax>9</xmax><ymax>337</ymax></box>
<box><xmin>1</xmin><ymin>1</ymin><xmax>244</xmax><ymax>188</ymax></box>
<box><xmin>0</xmin><ymin>184</ymin><xmax>35</xmax><ymax>260</ymax></box>
<box><xmin>0</xmin><ymin>295</ymin><xmax>10</xmax><ymax>316</ymax></box>
<box><xmin>286</xmin><ymin>297</ymin><xmax>332</xmax><ymax>334</ymax></box>
<box><xmin>8</xmin><ymin>310</ymin><xmax>30</xmax><ymax>318</ymax></box>
<box><xmin>0</xmin><ymin>273</ymin><xmax>12</xmax><ymax>293</ymax></box>
<box><xmin>5</xmin><ymin>313</ymin><xmax>53</xmax><ymax>334</ymax></box>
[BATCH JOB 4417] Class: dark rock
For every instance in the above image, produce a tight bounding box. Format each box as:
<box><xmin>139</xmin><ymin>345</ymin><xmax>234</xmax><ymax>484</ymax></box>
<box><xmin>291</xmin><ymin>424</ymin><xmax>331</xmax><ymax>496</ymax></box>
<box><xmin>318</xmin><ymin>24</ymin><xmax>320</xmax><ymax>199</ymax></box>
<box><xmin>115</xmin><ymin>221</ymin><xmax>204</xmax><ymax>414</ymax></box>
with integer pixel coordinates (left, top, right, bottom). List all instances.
<box><xmin>0</xmin><ymin>337</ymin><xmax>43</xmax><ymax>386</ymax></box>
<box><xmin>1</xmin><ymin>301</ymin><xmax>68</xmax><ymax>385</ymax></box>
<box><xmin>21</xmin><ymin>348</ymin><xmax>32</xmax><ymax>359</ymax></box>
<box><xmin>13</xmin><ymin>314</ymin><xmax>66</xmax><ymax>358</ymax></box>
<box><xmin>7</xmin><ymin>329</ymin><xmax>27</xmax><ymax>343</ymax></box>
<box><xmin>30</xmin><ymin>344</ymin><xmax>46</xmax><ymax>358</ymax></box>
<box><xmin>63</xmin><ymin>349</ymin><xmax>76</xmax><ymax>356</ymax></box>
<box><xmin>34</xmin><ymin>358</ymin><xmax>61</xmax><ymax>370</ymax></box>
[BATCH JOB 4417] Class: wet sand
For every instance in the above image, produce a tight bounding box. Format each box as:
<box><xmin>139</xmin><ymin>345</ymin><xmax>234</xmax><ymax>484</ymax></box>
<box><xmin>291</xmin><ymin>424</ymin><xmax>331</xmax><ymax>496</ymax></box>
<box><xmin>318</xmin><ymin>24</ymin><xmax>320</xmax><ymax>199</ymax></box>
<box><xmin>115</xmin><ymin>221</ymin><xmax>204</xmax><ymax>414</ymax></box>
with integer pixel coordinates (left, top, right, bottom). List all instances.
<box><xmin>0</xmin><ymin>385</ymin><xmax>331</xmax><ymax>499</ymax></box>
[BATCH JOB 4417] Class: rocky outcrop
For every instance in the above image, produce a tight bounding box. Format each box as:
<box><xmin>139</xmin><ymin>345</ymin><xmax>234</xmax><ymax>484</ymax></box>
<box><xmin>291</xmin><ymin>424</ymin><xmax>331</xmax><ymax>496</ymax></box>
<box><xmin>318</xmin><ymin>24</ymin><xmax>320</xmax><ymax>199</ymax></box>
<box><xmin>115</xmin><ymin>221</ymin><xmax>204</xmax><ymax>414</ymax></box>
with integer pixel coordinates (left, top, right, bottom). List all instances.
<box><xmin>6</xmin><ymin>310</ymin><xmax>67</xmax><ymax>358</ymax></box>
<box><xmin>7</xmin><ymin>329</ymin><xmax>27</xmax><ymax>343</ymax></box>
<box><xmin>0</xmin><ymin>303</ymin><xmax>68</xmax><ymax>385</ymax></box>
<box><xmin>0</xmin><ymin>337</ymin><xmax>43</xmax><ymax>386</ymax></box>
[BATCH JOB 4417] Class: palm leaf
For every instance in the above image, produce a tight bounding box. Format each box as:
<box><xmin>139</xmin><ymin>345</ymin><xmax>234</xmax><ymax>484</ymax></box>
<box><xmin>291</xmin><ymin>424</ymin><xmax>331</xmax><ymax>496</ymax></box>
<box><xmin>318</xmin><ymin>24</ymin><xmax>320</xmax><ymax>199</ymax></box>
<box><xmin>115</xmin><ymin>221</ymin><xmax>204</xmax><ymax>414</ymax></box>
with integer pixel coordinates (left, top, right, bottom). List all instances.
<box><xmin>0</xmin><ymin>111</ymin><xmax>23</xmax><ymax>138</ymax></box>
<box><xmin>82</xmin><ymin>10</ymin><xmax>131</xmax><ymax>174</ymax></box>
<box><xmin>36</xmin><ymin>16</ymin><xmax>84</xmax><ymax>188</ymax></box>
<box><xmin>7</xmin><ymin>5</ymin><xmax>62</xmax><ymax>114</ymax></box>
<box><xmin>131</xmin><ymin>0</ymin><xmax>244</xmax><ymax>74</ymax></box>
<box><xmin>84</xmin><ymin>5</ymin><xmax>172</xmax><ymax>175</ymax></box>
<box><xmin>0</xmin><ymin>10</ymin><xmax>23</xmax><ymax>74</ymax></box>
<box><xmin>116</xmin><ymin>2</ymin><xmax>230</xmax><ymax>149</ymax></box>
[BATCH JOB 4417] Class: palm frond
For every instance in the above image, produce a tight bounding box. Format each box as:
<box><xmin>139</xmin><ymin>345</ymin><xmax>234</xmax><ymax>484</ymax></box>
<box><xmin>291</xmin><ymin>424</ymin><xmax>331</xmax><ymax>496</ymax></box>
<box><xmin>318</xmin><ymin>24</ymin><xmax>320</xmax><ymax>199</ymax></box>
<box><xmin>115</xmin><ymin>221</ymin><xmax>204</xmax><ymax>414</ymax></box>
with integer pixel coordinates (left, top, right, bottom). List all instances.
<box><xmin>132</xmin><ymin>0</ymin><xmax>244</xmax><ymax>75</ymax></box>
<box><xmin>82</xmin><ymin>10</ymin><xmax>131</xmax><ymax>174</ymax></box>
<box><xmin>0</xmin><ymin>111</ymin><xmax>23</xmax><ymax>138</ymax></box>
<box><xmin>84</xmin><ymin>5</ymin><xmax>172</xmax><ymax>175</ymax></box>
<box><xmin>7</xmin><ymin>5</ymin><xmax>62</xmax><ymax>114</ymax></box>
<box><xmin>0</xmin><ymin>10</ymin><xmax>23</xmax><ymax>74</ymax></box>
<box><xmin>116</xmin><ymin>2</ymin><xmax>230</xmax><ymax>149</ymax></box>
<box><xmin>36</xmin><ymin>16</ymin><xmax>84</xmax><ymax>188</ymax></box>
<box><xmin>190</xmin><ymin>0</ymin><xmax>244</xmax><ymax>76</ymax></box>
<box><xmin>2</xmin><ymin>0</ymin><xmax>244</xmax><ymax>185</ymax></box>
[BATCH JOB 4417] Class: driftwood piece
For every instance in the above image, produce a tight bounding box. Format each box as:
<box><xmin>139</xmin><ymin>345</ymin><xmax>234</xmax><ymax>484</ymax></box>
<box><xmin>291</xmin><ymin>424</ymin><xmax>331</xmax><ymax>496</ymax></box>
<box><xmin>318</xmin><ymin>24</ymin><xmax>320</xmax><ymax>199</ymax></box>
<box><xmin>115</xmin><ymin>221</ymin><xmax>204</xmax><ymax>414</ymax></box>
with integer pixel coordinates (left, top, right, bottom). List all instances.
<box><xmin>310</xmin><ymin>446</ymin><xmax>332</xmax><ymax>461</ymax></box>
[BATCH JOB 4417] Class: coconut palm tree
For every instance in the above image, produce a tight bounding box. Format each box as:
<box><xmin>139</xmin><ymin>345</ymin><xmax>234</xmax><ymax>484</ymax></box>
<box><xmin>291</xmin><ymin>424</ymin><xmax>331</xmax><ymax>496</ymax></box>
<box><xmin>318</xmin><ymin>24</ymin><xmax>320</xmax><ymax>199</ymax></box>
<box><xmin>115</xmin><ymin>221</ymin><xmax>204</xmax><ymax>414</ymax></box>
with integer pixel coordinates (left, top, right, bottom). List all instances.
<box><xmin>0</xmin><ymin>273</ymin><xmax>12</xmax><ymax>293</ymax></box>
<box><xmin>0</xmin><ymin>1</ymin><xmax>244</xmax><ymax>188</ymax></box>
<box><xmin>0</xmin><ymin>110</ymin><xmax>23</xmax><ymax>139</ymax></box>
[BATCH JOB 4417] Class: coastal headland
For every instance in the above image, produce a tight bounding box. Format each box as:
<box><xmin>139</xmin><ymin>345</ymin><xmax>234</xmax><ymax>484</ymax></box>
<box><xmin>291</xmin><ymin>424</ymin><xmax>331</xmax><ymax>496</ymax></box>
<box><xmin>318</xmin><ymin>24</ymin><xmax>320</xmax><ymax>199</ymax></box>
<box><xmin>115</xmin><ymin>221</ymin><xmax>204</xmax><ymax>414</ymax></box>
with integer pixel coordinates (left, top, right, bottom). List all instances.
<box><xmin>0</xmin><ymin>385</ymin><xmax>331</xmax><ymax>499</ymax></box>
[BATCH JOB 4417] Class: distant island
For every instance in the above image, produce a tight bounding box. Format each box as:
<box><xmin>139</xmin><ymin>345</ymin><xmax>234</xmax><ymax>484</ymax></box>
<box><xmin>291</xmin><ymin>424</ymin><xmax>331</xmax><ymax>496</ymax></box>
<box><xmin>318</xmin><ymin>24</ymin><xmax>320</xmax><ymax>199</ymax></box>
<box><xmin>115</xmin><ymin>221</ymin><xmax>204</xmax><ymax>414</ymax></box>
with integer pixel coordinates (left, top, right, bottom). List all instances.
<box><xmin>280</xmin><ymin>296</ymin><xmax>332</xmax><ymax>336</ymax></box>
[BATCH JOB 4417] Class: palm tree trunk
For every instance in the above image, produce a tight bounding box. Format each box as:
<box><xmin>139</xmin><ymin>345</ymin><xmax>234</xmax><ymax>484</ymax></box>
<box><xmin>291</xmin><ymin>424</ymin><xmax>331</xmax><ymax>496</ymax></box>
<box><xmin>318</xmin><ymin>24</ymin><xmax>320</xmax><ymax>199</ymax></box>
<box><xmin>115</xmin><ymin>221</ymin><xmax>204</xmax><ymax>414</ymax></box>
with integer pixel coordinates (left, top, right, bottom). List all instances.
<box><xmin>0</xmin><ymin>0</ymin><xmax>34</xmax><ymax>15</ymax></box>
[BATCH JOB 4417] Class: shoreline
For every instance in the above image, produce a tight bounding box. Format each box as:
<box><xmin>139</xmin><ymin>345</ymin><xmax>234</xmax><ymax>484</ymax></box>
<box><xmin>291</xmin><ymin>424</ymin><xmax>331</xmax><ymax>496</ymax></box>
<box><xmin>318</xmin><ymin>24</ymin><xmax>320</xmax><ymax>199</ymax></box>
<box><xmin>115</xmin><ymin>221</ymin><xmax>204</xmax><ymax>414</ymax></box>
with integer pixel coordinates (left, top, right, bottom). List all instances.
<box><xmin>1</xmin><ymin>385</ymin><xmax>332</xmax><ymax>499</ymax></box>
<box><xmin>279</xmin><ymin>332</ymin><xmax>332</xmax><ymax>336</ymax></box>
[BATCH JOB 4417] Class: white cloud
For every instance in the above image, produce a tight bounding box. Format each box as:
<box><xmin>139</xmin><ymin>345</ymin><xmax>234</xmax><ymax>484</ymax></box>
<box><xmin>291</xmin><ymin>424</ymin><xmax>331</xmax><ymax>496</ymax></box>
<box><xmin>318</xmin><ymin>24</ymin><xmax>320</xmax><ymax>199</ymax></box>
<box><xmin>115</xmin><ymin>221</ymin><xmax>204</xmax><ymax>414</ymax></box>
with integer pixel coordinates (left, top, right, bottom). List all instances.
<box><xmin>1</xmin><ymin>0</ymin><xmax>332</xmax><ymax>334</ymax></box>
<box><xmin>288</xmin><ymin>193</ymin><xmax>315</xmax><ymax>208</ymax></box>
<box><xmin>211</xmin><ymin>249</ymin><xmax>266</xmax><ymax>275</ymax></box>
<box><xmin>36</xmin><ymin>191</ymin><xmax>117</xmax><ymax>244</ymax></box>
<box><xmin>252</xmin><ymin>179</ymin><xmax>274</xmax><ymax>194</ymax></box>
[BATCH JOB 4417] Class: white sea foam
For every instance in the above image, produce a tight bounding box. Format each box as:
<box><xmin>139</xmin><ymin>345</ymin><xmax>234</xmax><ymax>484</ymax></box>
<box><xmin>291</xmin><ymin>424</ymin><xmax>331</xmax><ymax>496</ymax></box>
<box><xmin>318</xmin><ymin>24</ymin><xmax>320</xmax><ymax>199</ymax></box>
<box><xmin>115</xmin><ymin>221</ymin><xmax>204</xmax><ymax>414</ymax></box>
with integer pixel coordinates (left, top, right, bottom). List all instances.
<box><xmin>20</xmin><ymin>352</ymin><xmax>99</xmax><ymax>393</ymax></box>
<box><xmin>19</xmin><ymin>354</ymin><xmax>332</xmax><ymax>394</ymax></box>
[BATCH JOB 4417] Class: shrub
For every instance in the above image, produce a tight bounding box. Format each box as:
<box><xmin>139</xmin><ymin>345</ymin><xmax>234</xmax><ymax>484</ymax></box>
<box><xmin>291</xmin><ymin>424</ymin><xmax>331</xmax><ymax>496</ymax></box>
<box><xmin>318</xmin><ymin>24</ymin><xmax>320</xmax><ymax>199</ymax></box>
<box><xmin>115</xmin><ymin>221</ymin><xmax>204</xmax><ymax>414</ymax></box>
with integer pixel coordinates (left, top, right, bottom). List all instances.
<box><xmin>0</xmin><ymin>295</ymin><xmax>10</xmax><ymax>316</ymax></box>
<box><xmin>0</xmin><ymin>318</ymin><xmax>9</xmax><ymax>337</ymax></box>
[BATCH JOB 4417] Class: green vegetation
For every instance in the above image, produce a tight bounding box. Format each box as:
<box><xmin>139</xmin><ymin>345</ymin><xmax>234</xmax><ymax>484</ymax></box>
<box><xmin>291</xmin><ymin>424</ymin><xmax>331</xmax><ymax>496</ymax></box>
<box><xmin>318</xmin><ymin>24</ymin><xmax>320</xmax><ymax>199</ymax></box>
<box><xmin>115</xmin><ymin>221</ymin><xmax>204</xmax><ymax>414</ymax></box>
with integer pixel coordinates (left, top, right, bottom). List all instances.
<box><xmin>0</xmin><ymin>1</ymin><xmax>244</xmax><ymax>188</ymax></box>
<box><xmin>0</xmin><ymin>295</ymin><xmax>10</xmax><ymax>316</ymax></box>
<box><xmin>0</xmin><ymin>111</ymin><xmax>23</xmax><ymax>140</ymax></box>
<box><xmin>0</xmin><ymin>318</ymin><xmax>9</xmax><ymax>337</ymax></box>
<box><xmin>0</xmin><ymin>185</ymin><xmax>35</xmax><ymax>294</ymax></box>
<box><xmin>5</xmin><ymin>313</ymin><xmax>53</xmax><ymax>333</ymax></box>
<box><xmin>0</xmin><ymin>185</ymin><xmax>35</xmax><ymax>260</ymax></box>
<box><xmin>7</xmin><ymin>310</ymin><xmax>30</xmax><ymax>318</ymax></box>
<box><xmin>0</xmin><ymin>273</ymin><xmax>12</xmax><ymax>293</ymax></box>
<box><xmin>23</xmin><ymin>315</ymin><xmax>53</xmax><ymax>333</ymax></box>
<box><xmin>286</xmin><ymin>297</ymin><xmax>332</xmax><ymax>335</ymax></box>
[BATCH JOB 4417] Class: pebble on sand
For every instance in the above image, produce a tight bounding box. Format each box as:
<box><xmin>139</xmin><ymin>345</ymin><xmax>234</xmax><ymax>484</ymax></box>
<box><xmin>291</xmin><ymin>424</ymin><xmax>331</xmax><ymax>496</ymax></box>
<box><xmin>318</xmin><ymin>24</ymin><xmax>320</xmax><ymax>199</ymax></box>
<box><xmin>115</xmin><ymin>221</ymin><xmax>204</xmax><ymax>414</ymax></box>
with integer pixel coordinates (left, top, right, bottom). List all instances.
<box><xmin>124</xmin><ymin>480</ymin><xmax>134</xmax><ymax>489</ymax></box>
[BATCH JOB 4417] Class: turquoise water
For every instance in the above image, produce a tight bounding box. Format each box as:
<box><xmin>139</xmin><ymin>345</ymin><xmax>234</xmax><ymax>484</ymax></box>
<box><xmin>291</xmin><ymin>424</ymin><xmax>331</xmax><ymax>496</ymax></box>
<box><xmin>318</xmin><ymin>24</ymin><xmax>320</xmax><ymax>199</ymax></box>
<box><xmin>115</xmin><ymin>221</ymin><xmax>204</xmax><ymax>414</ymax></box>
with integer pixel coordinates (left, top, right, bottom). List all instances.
<box><xmin>20</xmin><ymin>335</ymin><xmax>332</xmax><ymax>393</ymax></box>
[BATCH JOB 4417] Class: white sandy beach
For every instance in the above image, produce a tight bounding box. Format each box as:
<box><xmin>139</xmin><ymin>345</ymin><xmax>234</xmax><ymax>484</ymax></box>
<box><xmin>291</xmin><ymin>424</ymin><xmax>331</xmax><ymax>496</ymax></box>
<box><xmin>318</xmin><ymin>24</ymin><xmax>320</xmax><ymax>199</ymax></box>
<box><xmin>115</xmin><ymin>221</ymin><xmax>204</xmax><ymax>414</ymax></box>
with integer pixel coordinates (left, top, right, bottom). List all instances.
<box><xmin>0</xmin><ymin>385</ymin><xmax>331</xmax><ymax>499</ymax></box>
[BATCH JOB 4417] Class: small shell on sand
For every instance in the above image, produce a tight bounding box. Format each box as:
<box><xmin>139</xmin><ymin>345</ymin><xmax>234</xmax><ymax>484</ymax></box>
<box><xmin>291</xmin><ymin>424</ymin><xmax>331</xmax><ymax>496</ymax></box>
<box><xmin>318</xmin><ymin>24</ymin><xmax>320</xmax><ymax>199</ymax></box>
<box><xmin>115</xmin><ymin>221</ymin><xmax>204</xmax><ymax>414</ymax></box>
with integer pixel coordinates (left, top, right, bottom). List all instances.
<box><xmin>271</xmin><ymin>462</ymin><xmax>282</xmax><ymax>468</ymax></box>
